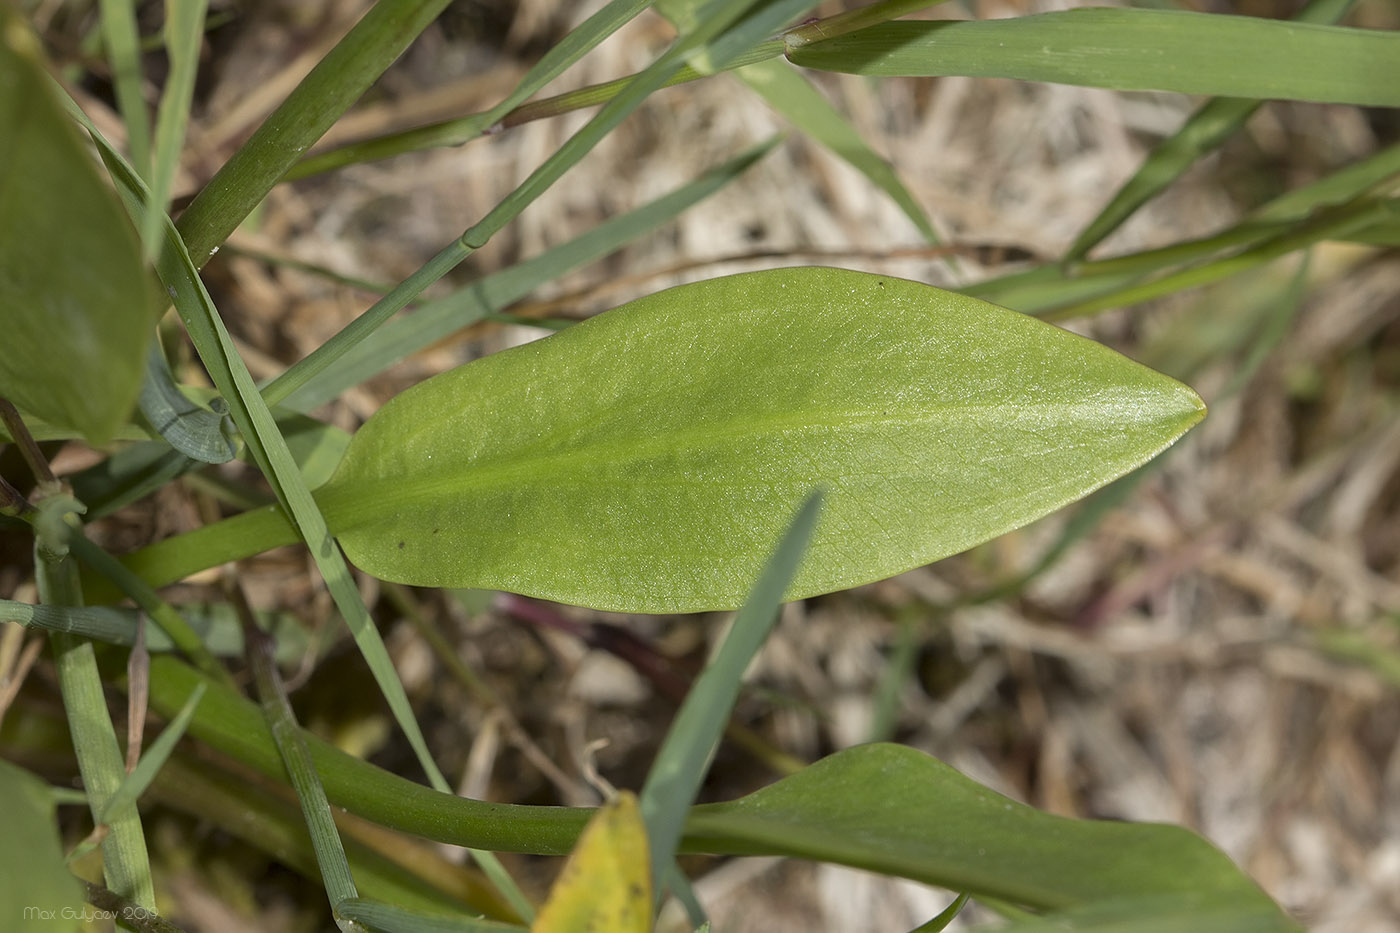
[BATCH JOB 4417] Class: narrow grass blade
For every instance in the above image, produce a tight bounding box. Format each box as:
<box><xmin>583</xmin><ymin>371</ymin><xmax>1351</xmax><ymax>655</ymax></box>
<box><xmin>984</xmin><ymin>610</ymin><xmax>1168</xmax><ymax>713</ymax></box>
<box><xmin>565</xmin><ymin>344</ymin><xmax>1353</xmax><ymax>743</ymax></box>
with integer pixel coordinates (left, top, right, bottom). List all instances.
<box><xmin>97</xmin><ymin>0</ymin><xmax>150</xmax><ymax>173</ymax></box>
<box><xmin>240</xmin><ymin>592</ymin><xmax>359</xmax><ymax>917</ymax></box>
<box><xmin>788</xmin><ymin>9</ymin><xmax>1400</xmax><ymax>105</ymax></box>
<box><xmin>175</xmin><ymin>0</ymin><xmax>454</xmax><ymax>268</ymax></box>
<box><xmin>910</xmin><ymin>892</ymin><xmax>968</xmax><ymax>933</ymax></box>
<box><xmin>736</xmin><ymin>58</ymin><xmax>937</xmax><ymax>243</ymax></box>
<box><xmin>286</xmin><ymin>0</ymin><xmax>653</xmax><ymax>180</ymax></box>
<box><xmin>91</xmin><ymin>80</ymin><xmax>538</xmax><ymax>925</ymax></box>
<box><xmin>139</xmin><ymin>0</ymin><xmax>206</xmax><ymax>260</ymax></box>
<box><xmin>2</xmin><ymin>594</ymin><xmax>308</xmax><ymax>662</ymax></box>
<box><xmin>335</xmin><ymin>897</ymin><xmax>526</xmax><ymax>932</ymax></box>
<box><xmin>37</xmin><ymin>543</ymin><xmax>156</xmax><ymax>909</ymax></box>
<box><xmin>94</xmin><ymin>124</ymin><xmax>443</xmax><ymax>772</ymax></box>
<box><xmin>95</xmin><ymin>683</ymin><xmax>206</xmax><ymax>824</ymax></box>
<box><xmin>263</xmin><ymin>0</ymin><xmax>816</xmax><ymax>412</ymax></box>
<box><xmin>967</xmin><ymin>142</ymin><xmax>1400</xmax><ymax>315</ymax></box>
<box><xmin>1064</xmin><ymin>0</ymin><xmax>1358</xmax><ymax>260</ymax></box>
<box><xmin>280</xmin><ymin>139</ymin><xmax>776</xmax><ymax>411</ymax></box>
<box><xmin>639</xmin><ymin>492</ymin><xmax>822</xmax><ymax>899</ymax></box>
<box><xmin>1041</xmin><ymin>198</ymin><xmax>1393</xmax><ymax>321</ymax></box>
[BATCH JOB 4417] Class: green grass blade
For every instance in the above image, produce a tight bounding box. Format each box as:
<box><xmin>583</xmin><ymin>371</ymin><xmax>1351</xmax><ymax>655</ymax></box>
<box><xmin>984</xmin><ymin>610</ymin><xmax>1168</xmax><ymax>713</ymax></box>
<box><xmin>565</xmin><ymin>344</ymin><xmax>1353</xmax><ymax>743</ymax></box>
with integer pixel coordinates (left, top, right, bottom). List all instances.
<box><xmin>966</xmin><ymin>142</ymin><xmax>1400</xmax><ymax>314</ymax></box>
<box><xmin>36</xmin><ymin>538</ymin><xmax>156</xmax><ymax>909</ymax></box>
<box><xmin>94</xmin><ymin>127</ymin><xmax>441</xmax><ymax>766</ymax></box>
<box><xmin>67</xmin><ymin>532</ymin><xmax>233</xmax><ymax>685</ymax></box>
<box><xmin>279</xmin><ymin>138</ymin><xmax>777</xmax><ymax>411</ymax></box>
<box><xmin>640</xmin><ymin>492</ymin><xmax>822</xmax><ymax>901</ymax></box>
<box><xmin>95</xmin><ymin>683</ymin><xmax>206</xmax><ymax>825</ymax></box>
<box><xmin>1041</xmin><ymin>198</ymin><xmax>1393</xmax><ymax>321</ymax></box>
<box><xmin>1252</xmin><ymin>141</ymin><xmax>1400</xmax><ymax>222</ymax></box>
<box><xmin>286</xmin><ymin>0</ymin><xmax>653</xmax><ymax>181</ymax></box>
<box><xmin>1064</xmin><ymin>0</ymin><xmax>1358</xmax><ymax>261</ymax></box>
<box><xmin>97</xmin><ymin>0</ymin><xmax>150</xmax><ymax>174</ymax></box>
<box><xmin>260</xmin><ymin>0</ymin><xmax>801</xmax><ymax>410</ymax></box>
<box><xmin>242</xmin><ymin>599</ymin><xmax>359</xmax><ymax>915</ymax></box>
<box><xmin>911</xmin><ymin>892</ymin><xmax>969</xmax><ymax>933</ymax></box>
<box><xmin>175</xmin><ymin>0</ymin><xmax>453</xmax><ymax>268</ymax></box>
<box><xmin>93</xmin><ymin>80</ymin><xmax>539</xmax><ymax>926</ymax></box>
<box><xmin>736</xmin><ymin>58</ymin><xmax>937</xmax><ymax>243</ymax></box>
<box><xmin>788</xmin><ymin>9</ymin><xmax>1400</xmax><ymax>105</ymax></box>
<box><xmin>335</xmin><ymin>897</ymin><xmax>527</xmax><ymax>932</ymax></box>
<box><xmin>139</xmin><ymin>0</ymin><xmax>205</xmax><ymax>260</ymax></box>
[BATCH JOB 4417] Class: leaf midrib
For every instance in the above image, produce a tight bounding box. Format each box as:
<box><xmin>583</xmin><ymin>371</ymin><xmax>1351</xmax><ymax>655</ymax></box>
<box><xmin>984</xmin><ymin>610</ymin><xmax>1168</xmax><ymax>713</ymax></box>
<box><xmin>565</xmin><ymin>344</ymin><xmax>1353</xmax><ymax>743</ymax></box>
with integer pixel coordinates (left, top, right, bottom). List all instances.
<box><xmin>324</xmin><ymin>391</ymin><xmax>1185</xmax><ymax>526</ymax></box>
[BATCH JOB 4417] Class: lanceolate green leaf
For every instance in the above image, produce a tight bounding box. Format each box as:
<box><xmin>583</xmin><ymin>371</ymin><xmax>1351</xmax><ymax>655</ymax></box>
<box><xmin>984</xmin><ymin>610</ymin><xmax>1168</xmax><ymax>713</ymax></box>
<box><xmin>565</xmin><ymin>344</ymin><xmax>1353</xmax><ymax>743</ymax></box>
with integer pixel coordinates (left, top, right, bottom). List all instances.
<box><xmin>788</xmin><ymin>9</ymin><xmax>1400</xmax><ymax>106</ymax></box>
<box><xmin>682</xmin><ymin>745</ymin><xmax>1294</xmax><ymax>929</ymax></box>
<box><xmin>0</xmin><ymin>12</ymin><xmax>153</xmax><ymax>444</ymax></box>
<box><xmin>320</xmin><ymin>267</ymin><xmax>1203</xmax><ymax>612</ymax></box>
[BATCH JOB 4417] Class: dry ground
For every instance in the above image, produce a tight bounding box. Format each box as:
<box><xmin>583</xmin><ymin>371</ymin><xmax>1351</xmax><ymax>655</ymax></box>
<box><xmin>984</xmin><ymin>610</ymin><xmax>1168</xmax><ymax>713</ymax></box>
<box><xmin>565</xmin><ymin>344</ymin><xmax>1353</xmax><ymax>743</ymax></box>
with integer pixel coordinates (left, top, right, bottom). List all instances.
<box><xmin>10</xmin><ymin>0</ymin><xmax>1400</xmax><ymax>930</ymax></box>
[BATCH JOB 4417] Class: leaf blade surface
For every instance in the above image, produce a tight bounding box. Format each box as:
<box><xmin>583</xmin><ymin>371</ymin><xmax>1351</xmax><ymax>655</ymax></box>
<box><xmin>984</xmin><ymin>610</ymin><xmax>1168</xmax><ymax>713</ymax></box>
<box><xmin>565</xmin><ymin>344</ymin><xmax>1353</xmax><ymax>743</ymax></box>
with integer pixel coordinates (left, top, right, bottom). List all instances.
<box><xmin>325</xmin><ymin>268</ymin><xmax>1202</xmax><ymax>612</ymax></box>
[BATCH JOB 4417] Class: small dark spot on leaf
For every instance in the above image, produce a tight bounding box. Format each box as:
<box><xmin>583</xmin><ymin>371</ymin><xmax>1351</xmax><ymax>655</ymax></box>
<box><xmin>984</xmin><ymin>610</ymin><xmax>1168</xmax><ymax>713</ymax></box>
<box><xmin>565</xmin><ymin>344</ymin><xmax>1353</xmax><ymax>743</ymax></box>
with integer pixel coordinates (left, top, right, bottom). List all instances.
<box><xmin>397</xmin><ymin>540</ymin><xmax>405</xmax><ymax>549</ymax></box>
<box><xmin>431</xmin><ymin>527</ymin><xmax>439</xmax><ymax>534</ymax></box>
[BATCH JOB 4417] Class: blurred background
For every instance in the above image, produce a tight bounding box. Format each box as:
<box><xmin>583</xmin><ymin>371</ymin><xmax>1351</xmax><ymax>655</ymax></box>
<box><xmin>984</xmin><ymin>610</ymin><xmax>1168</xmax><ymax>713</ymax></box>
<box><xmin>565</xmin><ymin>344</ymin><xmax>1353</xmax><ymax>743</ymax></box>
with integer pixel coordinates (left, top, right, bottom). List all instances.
<box><xmin>8</xmin><ymin>0</ymin><xmax>1400</xmax><ymax>929</ymax></box>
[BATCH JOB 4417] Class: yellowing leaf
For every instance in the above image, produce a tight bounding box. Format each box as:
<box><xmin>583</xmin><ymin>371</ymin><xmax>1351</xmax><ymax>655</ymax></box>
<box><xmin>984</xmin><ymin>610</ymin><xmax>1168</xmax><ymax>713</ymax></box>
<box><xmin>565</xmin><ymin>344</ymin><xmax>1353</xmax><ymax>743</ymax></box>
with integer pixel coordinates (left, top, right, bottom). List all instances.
<box><xmin>532</xmin><ymin>792</ymin><xmax>651</xmax><ymax>933</ymax></box>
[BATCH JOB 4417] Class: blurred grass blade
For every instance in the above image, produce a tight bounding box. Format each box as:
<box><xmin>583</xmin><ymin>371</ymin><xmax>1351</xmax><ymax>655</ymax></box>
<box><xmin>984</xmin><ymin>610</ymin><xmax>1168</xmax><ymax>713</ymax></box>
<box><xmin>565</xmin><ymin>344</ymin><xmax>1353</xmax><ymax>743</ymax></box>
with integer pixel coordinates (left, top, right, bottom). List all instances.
<box><xmin>136</xmin><ymin>340</ymin><xmax>237</xmax><ymax>463</ymax></box>
<box><xmin>1252</xmin><ymin>141</ymin><xmax>1400</xmax><ymax>222</ymax></box>
<box><xmin>289</xmin><ymin>0</ymin><xmax>653</xmax><ymax>180</ymax></box>
<box><xmin>1041</xmin><ymin>198</ymin><xmax>1392</xmax><ymax>321</ymax></box>
<box><xmin>176</xmin><ymin>0</ymin><xmax>453</xmax><ymax>268</ymax></box>
<box><xmin>788</xmin><ymin>9</ymin><xmax>1400</xmax><ymax>105</ymax></box>
<box><xmin>1064</xmin><ymin>0</ymin><xmax>1357</xmax><ymax>261</ymax></box>
<box><xmin>97</xmin><ymin>0</ymin><xmax>150</xmax><ymax>174</ymax></box>
<box><xmin>95</xmin><ymin>683</ymin><xmax>206</xmax><ymax>824</ymax></box>
<box><xmin>640</xmin><ymin>492</ymin><xmax>821</xmax><ymax>901</ymax></box>
<box><xmin>261</xmin><ymin>0</ymin><xmax>799</xmax><ymax>410</ymax></box>
<box><xmin>301</xmin><ymin>0</ymin><xmax>653</xmax><ymax>175</ymax></box>
<box><xmin>911</xmin><ymin>892</ymin><xmax>969</xmax><ymax>933</ymax></box>
<box><xmin>0</xmin><ymin>760</ymin><xmax>85</xmax><ymax>923</ymax></box>
<box><xmin>0</xmin><ymin>12</ymin><xmax>154</xmax><ymax>445</ymax></box>
<box><xmin>139</xmin><ymin>0</ymin><xmax>206</xmax><ymax>260</ymax></box>
<box><xmin>967</xmin><ymin>142</ymin><xmax>1400</xmax><ymax>315</ymax></box>
<box><xmin>281</xmin><ymin>138</ymin><xmax>777</xmax><ymax>411</ymax></box>
<box><xmin>335</xmin><ymin>897</ymin><xmax>526</xmax><ymax>932</ymax></box>
<box><xmin>736</xmin><ymin>58</ymin><xmax>937</xmax><ymax>243</ymax></box>
<box><xmin>533</xmin><ymin>793</ymin><xmax>651</xmax><ymax>933</ymax></box>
